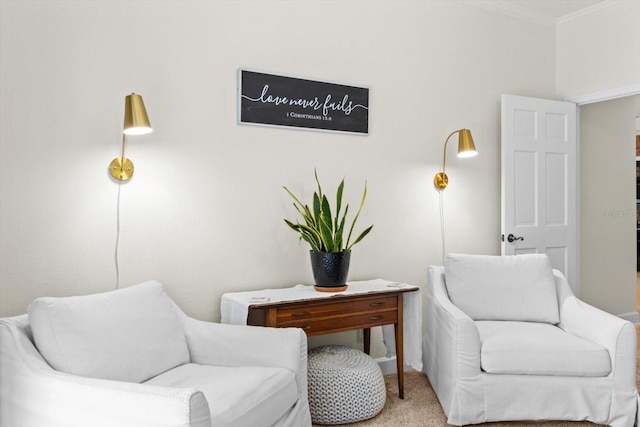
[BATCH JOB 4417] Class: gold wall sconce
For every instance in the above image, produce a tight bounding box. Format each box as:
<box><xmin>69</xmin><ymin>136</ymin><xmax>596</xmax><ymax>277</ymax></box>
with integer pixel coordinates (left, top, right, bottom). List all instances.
<box><xmin>433</xmin><ymin>129</ymin><xmax>477</xmax><ymax>191</ymax></box>
<box><xmin>109</xmin><ymin>93</ymin><xmax>152</xmax><ymax>181</ymax></box>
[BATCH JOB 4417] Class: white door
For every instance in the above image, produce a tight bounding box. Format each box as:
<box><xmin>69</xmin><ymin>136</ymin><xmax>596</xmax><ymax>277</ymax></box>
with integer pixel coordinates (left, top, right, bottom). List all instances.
<box><xmin>501</xmin><ymin>94</ymin><xmax>578</xmax><ymax>293</ymax></box>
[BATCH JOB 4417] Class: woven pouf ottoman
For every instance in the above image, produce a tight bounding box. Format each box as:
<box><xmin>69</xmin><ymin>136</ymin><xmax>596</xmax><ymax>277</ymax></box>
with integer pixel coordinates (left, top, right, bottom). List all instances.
<box><xmin>308</xmin><ymin>345</ymin><xmax>386</xmax><ymax>425</ymax></box>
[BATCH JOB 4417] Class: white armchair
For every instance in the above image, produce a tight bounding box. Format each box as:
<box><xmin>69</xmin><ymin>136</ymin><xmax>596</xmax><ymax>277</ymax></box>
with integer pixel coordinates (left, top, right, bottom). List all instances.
<box><xmin>0</xmin><ymin>281</ymin><xmax>312</xmax><ymax>427</ymax></box>
<box><xmin>423</xmin><ymin>254</ymin><xmax>638</xmax><ymax>427</ymax></box>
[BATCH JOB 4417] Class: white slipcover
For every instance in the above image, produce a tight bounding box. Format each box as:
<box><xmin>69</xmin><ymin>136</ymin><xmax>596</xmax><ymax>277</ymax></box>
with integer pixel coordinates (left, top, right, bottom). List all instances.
<box><xmin>476</xmin><ymin>321</ymin><xmax>611</xmax><ymax>376</ymax></box>
<box><xmin>0</xmin><ymin>282</ymin><xmax>312</xmax><ymax>427</ymax></box>
<box><xmin>423</xmin><ymin>265</ymin><xmax>638</xmax><ymax>426</ymax></box>
<box><xmin>28</xmin><ymin>281</ymin><xmax>191</xmax><ymax>383</ymax></box>
<box><xmin>444</xmin><ymin>253</ymin><xmax>559</xmax><ymax>323</ymax></box>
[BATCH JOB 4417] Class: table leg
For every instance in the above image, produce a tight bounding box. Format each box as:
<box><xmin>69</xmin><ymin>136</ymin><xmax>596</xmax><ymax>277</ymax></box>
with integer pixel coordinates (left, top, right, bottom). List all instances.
<box><xmin>395</xmin><ymin>294</ymin><xmax>404</xmax><ymax>399</ymax></box>
<box><xmin>363</xmin><ymin>328</ymin><xmax>371</xmax><ymax>354</ymax></box>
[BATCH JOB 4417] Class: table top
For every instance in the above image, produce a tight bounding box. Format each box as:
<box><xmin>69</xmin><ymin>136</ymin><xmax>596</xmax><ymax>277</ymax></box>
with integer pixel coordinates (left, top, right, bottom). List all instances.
<box><xmin>221</xmin><ymin>279</ymin><xmax>419</xmax><ymax>312</ymax></box>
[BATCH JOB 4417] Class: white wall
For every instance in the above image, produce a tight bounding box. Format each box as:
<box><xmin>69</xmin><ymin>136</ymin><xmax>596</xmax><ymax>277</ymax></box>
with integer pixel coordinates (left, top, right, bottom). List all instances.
<box><xmin>556</xmin><ymin>0</ymin><xmax>640</xmax><ymax>99</ymax></box>
<box><xmin>0</xmin><ymin>0</ymin><xmax>558</xmax><ymax>333</ymax></box>
<box><xmin>579</xmin><ymin>95</ymin><xmax>639</xmax><ymax>318</ymax></box>
<box><xmin>555</xmin><ymin>0</ymin><xmax>640</xmax><ymax>319</ymax></box>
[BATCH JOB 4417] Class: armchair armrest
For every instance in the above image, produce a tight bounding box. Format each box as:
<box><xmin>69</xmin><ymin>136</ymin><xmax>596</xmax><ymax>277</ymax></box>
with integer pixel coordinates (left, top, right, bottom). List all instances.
<box><xmin>424</xmin><ymin>266</ymin><xmax>481</xmax><ymax>388</ymax></box>
<box><xmin>425</xmin><ymin>266</ymin><xmax>481</xmax><ymax>377</ymax></box>
<box><xmin>178</xmin><ymin>313</ymin><xmax>309</xmax><ymax>400</ymax></box>
<box><xmin>0</xmin><ymin>316</ymin><xmax>211</xmax><ymax>427</ymax></box>
<box><xmin>181</xmin><ymin>317</ymin><xmax>307</xmax><ymax>370</ymax></box>
<box><xmin>555</xmin><ymin>271</ymin><xmax>636</xmax><ymax>388</ymax></box>
<box><xmin>424</xmin><ymin>266</ymin><xmax>484</xmax><ymax>425</ymax></box>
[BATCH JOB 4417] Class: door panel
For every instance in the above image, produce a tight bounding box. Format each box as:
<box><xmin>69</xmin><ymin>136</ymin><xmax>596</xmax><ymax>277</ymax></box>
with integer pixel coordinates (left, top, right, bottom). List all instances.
<box><xmin>514</xmin><ymin>151</ymin><xmax>537</xmax><ymax>226</ymax></box>
<box><xmin>546</xmin><ymin>153</ymin><xmax>567</xmax><ymax>226</ymax></box>
<box><xmin>502</xmin><ymin>94</ymin><xmax>578</xmax><ymax>292</ymax></box>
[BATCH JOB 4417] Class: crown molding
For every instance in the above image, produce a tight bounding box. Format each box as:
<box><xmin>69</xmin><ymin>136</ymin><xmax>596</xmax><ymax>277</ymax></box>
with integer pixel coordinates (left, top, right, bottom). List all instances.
<box><xmin>459</xmin><ymin>0</ymin><xmax>556</xmax><ymax>28</ymax></box>
<box><xmin>565</xmin><ymin>83</ymin><xmax>640</xmax><ymax>105</ymax></box>
<box><xmin>460</xmin><ymin>0</ymin><xmax>620</xmax><ymax>29</ymax></box>
<box><xmin>557</xmin><ymin>0</ymin><xmax>618</xmax><ymax>24</ymax></box>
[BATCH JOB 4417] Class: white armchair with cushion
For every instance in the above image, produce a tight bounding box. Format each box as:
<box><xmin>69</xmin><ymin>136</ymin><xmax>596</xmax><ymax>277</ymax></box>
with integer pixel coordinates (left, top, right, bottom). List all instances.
<box><xmin>0</xmin><ymin>281</ymin><xmax>312</xmax><ymax>427</ymax></box>
<box><xmin>423</xmin><ymin>253</ymin><xmax>638</xmax><ymax>426</ymax></box>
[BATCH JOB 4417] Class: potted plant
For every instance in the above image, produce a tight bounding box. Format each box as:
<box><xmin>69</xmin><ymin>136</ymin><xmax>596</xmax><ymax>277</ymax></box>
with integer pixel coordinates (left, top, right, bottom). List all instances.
<box><xmin>283</xmin><ymin>170</ymin><xmax>373</xmax><ymax>291</ymax></box>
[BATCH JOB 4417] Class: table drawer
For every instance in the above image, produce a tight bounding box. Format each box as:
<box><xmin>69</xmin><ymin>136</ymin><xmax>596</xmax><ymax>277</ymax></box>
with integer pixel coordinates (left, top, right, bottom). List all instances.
<box><xmin>276</xmin><ymin>295</ymin><xmax>397</xmax><ymax>323</ymax></box>
<box><xmin>279</xmin><ymin>309</ymin><xmax>398</xmax><ymax>334</ymax></box>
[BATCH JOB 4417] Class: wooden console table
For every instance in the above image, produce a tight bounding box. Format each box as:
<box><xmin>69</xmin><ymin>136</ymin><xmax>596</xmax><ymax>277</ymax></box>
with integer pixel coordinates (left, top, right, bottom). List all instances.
<box><xmin>236</xmin><ymin>285</ymin><xmax>418</xmax><ymax>399</ymax></box>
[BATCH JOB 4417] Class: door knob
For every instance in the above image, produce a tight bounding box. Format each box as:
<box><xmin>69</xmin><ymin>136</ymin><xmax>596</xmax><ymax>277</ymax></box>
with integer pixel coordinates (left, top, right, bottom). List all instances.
<box><xmin>507</xmin><ymin>233</ymin><xmax>524</xmax><ymax>243</ymax></box>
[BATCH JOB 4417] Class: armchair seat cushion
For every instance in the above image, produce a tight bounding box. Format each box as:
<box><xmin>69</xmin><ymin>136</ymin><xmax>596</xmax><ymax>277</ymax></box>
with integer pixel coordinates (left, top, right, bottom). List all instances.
<box><xmin>144</xmin><ymin>363</ymin><xmax>298</xmax><ymax>427</ymax></box>
<box><xmin>476</xmin><ymin>321</ymin><xmax>611</xmax><ymax>377</ymax></box>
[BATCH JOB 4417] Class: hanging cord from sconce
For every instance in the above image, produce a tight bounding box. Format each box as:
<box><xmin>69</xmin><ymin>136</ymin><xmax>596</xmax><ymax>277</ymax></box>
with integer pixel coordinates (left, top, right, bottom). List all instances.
<box><xmin>439</xmin><ymin>190</ymin><xmax>446</xmax><ymax>265</ymax></box>
<box><xmin>114</xmin><ymin>181</ymin><xmax>122</xmax><ymax>289</ymax></box>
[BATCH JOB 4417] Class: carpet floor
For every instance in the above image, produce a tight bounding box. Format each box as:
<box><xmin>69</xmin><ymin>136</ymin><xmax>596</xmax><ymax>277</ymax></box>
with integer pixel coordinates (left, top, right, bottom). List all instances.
<box><xmin>312</xmin><ymin>326</ymin><xmax>640</xmax><ymax>427</ymax></box>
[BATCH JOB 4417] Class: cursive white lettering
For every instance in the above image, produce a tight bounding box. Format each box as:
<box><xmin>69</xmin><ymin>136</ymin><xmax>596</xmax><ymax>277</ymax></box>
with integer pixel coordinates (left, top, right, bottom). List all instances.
<box><xmin>242</xmin><ymin>84</ymin><xmax>368</xmax><ymax>117</ymax></box>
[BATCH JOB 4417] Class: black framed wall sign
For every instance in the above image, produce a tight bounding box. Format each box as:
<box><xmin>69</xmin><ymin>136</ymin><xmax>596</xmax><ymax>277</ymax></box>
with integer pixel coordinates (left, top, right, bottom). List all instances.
<box><xmin>238</xmin><ymin>70</ymin><xmax>369</xmax><ymax>134</ymax></box>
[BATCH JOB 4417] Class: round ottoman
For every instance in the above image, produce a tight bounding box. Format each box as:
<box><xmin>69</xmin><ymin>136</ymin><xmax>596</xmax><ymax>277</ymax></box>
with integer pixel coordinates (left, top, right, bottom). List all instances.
<box><xmin>307</xmin><ymin>345</ymin><xmax>386</xmax><ymax>425</ymax></box>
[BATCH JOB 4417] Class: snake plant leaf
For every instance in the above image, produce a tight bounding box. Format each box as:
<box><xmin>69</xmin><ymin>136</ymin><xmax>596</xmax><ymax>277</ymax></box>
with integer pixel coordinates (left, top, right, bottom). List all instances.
<box><xmin>283</xmin><ymin>186</ymin><xmax>306</xmax><ymax>209</ymax></box>
<box><xmin>318</xmin><ymin>210</ymin><xmax>334</xmax><ymax>252</ymax></box>
<box><xmin>313</xmin><ymin>193</ymin><xmax>321</xmax><ymax>225</ymax></box>
<box><xmin>294</xmin><ymin>203</ymin><xmax>311</xmax><ymax>224</ymax></box>
<box><xmin>284</xmin><ymin>219</ymin><xmax>322</xmax><ymax>251</ymax></box>
<box><xmin>345</xmin><ymin>181</ymin><xmax>368</xmax><ymax>249</ymax></box>
<box><xmin>346</xmin><ymin>224</ymin><xmax>373</xmax><ymax>251</ymax></box>
<box><xmin>301</xmin><ymin>234</ymin><xmax>321</xmax><ymax>252</ymax></box>
<box><xmin>335</xmin><ymin>207</ymin><xmax>347</xmax><ymax>251</ymax></box>
<box><xmin>283</xmin><ymin>219</ymin><xmax>309</xmax><ymax>238</ymax></box>
<box><xmin>299</xmin><ymin>233</ymin><xmax>321</xmax><ymax>252</ymax></box>
<box><xmin>300</xmin><ymin>205</ymin><xmax>316</xmax><ymax>229</ymax></box>
<box><xmin>335</xmin><ymin>179</ymin><xmax>344</xmax><ymax>230</ymax></box>
<box><xmin>320</xmin><ymin>195</ymin><xmax>333</xmax><ymax>232</ymax></box>
<box><xmin>314</xmin><ymin>168</ymin><xmax>324</xmax><ymax>201</ymax></box>
<box><xmin>284</xmin><ymin>187</ymin><xmax>316</xmax><ymax>227</ymax></box>
<box><xmin>319</xmin><ymin>196</ymin><xmax>333</xmax><ymax>252</ymax></box>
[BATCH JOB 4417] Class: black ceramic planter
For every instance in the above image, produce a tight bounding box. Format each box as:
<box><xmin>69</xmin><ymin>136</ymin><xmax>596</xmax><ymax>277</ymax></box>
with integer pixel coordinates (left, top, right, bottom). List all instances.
<box><xmin>310</xmin><ymin>251</ymin><xmax>351</xmax><ymax>292</ymax></box>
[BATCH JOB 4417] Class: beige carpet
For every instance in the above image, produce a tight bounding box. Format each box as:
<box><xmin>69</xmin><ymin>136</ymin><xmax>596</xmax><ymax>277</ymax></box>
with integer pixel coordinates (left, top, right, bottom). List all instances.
<box><xmin>313</xmin><ymin>327</ymin><xmax>640</xmax><ymax>427</ymax></box>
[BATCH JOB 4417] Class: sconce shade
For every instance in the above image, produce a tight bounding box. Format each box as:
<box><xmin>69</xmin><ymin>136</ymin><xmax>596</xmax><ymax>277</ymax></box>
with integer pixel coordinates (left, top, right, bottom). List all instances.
<box><xmin>110</xmin><ymin>93</ymin><xmax>152</xmax><ymax>181</ymax></box>
<box><xmin>123</xmin><ymin>93</ymin><xmax>152</xmax><ymax>135</ymax></box>
<box><xmin>456</xmin><ymin>129</ymin><xmax>477</xmax><ymax>158</ymax></box>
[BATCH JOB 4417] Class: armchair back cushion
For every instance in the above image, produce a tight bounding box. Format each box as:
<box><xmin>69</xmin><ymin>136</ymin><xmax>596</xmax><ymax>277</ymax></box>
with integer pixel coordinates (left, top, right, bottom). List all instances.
<box><xmin>28</xmin><ymin>281</ymin><xmax>190</xmax><ymax>383</ymax></box>
<box><xmin>444</xmin><ymin>253</ymin><xmax>559</xmax><ymax>324</ymax></box>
